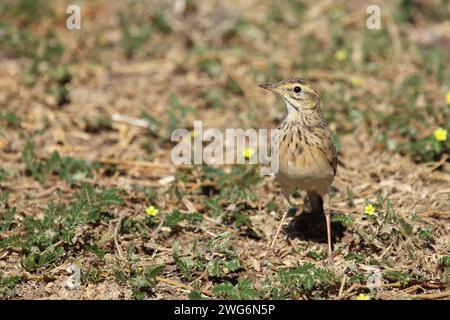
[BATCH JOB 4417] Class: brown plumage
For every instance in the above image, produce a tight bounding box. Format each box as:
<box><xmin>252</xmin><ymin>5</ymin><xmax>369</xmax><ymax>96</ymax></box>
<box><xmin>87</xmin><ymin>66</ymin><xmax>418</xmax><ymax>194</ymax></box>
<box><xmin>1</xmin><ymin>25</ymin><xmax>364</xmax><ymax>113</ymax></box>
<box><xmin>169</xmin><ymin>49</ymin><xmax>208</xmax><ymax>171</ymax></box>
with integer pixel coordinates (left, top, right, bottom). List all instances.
<box><xmin>260</xmin><ymin>78</ymin><xmax>337</xmax><ymax>260</ymax></box>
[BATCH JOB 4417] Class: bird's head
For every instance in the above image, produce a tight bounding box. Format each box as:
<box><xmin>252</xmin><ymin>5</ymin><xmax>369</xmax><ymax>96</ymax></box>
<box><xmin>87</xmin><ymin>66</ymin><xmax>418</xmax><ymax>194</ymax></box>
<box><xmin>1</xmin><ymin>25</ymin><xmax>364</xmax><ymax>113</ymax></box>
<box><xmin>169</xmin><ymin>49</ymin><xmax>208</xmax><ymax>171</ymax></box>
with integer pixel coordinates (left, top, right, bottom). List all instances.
<box><xmin>259</xmin><ymin>78</ymin><xmax>321</xmax><ymax>113</ymax></box>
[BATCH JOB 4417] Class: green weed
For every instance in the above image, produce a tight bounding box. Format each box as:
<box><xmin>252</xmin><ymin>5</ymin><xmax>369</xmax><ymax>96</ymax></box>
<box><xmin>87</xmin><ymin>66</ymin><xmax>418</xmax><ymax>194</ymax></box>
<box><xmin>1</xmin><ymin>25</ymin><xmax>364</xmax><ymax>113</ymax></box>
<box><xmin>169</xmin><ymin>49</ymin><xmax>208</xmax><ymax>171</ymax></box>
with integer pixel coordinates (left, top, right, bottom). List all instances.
<box><xmin>0</xmin><ymin>111</ymin><xmax>22</xmax><ymax>129</ymax></box>
<box><xmin>165</xmin><ymin>209</ymin><xmax>203</xmax><ymax>229</ymax></box>
<box><xmin>0</xmin><ymin>275</ymin><xmax>21</xmax><ymax>299</ymax></box>
<box><xmin>22</xmin><ymin>141</ymin><xmax>95</xmax><ymax>184</ymax></box>
<box><xmin>212</xmin><ymin>279</ymin><xmax>259</xmax><ymax>299</ymax></box>
<box><xmin>0</xmin><ymin>184</ymin><xmax>124</xmax><ymax>271</ymax></box>
<box><xmin>277</xmin><ymin>264</ymin><xmax>337</xmax><ymax>297</ymax></box>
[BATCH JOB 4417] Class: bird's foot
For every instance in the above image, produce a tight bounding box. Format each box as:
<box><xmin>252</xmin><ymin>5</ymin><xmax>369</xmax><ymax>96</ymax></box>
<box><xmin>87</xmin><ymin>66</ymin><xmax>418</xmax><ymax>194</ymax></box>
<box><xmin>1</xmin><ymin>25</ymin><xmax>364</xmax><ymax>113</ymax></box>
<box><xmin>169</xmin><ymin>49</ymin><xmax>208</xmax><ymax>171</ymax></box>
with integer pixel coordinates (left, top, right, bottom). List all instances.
<box><xmin>325</xmin><ymin>250</ymin><xmax>337</xmax><ymax>265</ymax></box>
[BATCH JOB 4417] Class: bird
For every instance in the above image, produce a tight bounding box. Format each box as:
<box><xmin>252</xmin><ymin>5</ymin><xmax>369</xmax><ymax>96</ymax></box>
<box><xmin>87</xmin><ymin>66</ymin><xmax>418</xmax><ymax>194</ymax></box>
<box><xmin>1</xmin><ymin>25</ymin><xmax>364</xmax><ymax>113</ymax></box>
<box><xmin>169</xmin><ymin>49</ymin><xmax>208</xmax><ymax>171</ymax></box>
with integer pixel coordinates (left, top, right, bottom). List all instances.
<box><xmin>259</xmin><ymin>78</ymin><xmax>337</xmax><ymax>260</ymax></box>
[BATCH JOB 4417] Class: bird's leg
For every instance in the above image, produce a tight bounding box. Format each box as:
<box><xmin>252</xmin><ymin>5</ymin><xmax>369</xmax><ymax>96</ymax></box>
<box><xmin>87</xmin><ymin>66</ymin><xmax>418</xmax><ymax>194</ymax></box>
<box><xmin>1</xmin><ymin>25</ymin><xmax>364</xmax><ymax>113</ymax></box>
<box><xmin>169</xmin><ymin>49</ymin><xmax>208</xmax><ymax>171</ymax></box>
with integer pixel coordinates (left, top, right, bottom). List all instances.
<box><xmin>323</xmin><ymin>193</ymin><xmax>334</xmax><ymax>262</ymax></box>
<box><xmin>264</xmin><ymin>208</ymin><xmax>289</xmax><ymax>260</ymax></box>
<box><xmin>264</xmin><ymin>193</ymin><xmax>293</xmax><ymax>260</ymax></box>
<box><xmin>325</xmin><ymin>211</ymin><xmax>333</xmax><ymax>259</ymax></box>
<box><xmin>310</xmin><ymin>191</ymin><xmax>333</xmax><ymax>261</ymax></box>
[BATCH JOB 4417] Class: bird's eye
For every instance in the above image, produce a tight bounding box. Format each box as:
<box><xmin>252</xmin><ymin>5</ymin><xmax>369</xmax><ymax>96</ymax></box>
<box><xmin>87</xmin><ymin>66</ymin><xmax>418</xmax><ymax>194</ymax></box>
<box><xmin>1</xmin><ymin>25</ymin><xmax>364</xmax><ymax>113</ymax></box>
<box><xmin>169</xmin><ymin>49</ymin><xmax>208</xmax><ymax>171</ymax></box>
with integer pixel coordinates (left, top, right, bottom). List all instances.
<box><xmin>293</xmin><ymin>86</ymin><xmax>302</xmax><ymax>93</ymax></box>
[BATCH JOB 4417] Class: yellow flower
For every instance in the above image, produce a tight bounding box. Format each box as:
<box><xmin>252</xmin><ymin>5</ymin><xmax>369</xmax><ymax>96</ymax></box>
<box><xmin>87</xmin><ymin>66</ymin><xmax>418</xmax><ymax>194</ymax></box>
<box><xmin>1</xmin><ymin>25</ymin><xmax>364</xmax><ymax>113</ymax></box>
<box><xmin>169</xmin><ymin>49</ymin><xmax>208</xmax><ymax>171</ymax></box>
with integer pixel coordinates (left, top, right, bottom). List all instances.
<box><xmin>446</xmin><ymin>92</ymin><xmax>450</xmax><ymax>105</ymax></box>
<box><xmin>244</xmin><ymin>147</ymin><xmax>255</xmax><ymax>159</ymax></box>
<box><xmin>146</xmin><ymin>206</ymin><xmax>159</xmax><ymax>217</ymax></box>
<box><xmin>335</xmin><ymin>49</ymin><xmax>348</xmax><ymax>62</ymax></box>
<box><xmin>364</xmin><ymin>204</ymin><xmax>376</xmax><ymax>216</ymax></box>
<box><xmin>191</xmin><ymin>130</ymin><xmax>199</xmax><ymax>138</ymax></box>
<box><xmin>434</xmin><ymin>127</ymin><xmax>447</xmax><ymax>142</ymax></box>
<box><xmin>351</xmin><ymin>77</ymin><xmax>362</xmax><ymax>87</ymax></box>
<box><xmin>356</xmin><ymin>294</ymin><xmax>371</xmax><ymax>300</ymax></box>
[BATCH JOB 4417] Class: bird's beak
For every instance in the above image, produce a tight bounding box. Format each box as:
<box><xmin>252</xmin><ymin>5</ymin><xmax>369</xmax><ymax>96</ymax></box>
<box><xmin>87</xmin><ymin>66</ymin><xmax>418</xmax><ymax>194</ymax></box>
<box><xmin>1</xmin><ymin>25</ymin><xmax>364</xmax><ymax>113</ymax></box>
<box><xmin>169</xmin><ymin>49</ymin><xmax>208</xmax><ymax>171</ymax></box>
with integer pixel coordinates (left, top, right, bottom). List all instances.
<box><xmin>258</xmin><ymin>83</ymin><xmax>279</xmax><ymax>93</ymax></box>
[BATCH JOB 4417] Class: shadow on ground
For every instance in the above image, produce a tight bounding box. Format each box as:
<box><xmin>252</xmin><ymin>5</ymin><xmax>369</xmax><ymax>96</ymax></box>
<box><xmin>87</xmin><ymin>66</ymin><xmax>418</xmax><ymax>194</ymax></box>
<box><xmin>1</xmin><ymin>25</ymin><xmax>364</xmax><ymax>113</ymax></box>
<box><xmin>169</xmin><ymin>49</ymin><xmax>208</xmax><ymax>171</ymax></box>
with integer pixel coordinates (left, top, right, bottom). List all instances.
<box><xmin>286</xmin><ymin>209</ymin><xmax>346</xmax><ymax>245</ymax></box>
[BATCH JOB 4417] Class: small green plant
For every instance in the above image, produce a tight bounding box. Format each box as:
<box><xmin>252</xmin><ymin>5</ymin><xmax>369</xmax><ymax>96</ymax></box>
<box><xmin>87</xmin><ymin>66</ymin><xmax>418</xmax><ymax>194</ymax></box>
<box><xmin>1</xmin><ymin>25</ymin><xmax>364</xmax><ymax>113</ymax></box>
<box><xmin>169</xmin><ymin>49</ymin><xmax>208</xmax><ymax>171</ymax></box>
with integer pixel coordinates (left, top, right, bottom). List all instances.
<box><xmin>306</xmin><ymin>250</ymin><xmax>327</xmax><ymax>261</ymax></box>
<box><xmin>118</xmin><ymin>12</ymin><xmax>152</xmax><ymax>59</ymax></box>
<box><xmin>206</xmin><ymin>232</ymin><xmax>241</xmax><ymax>277</ymax></box>
<box><xmin>81</xmin><ymin>267</ymin><xmax>105</xmax><ymax>285</ymax></box>
<box><xmin>437</xmin><ymin>256</ymin><xmax>449</xmax><ymax>283</ymax></box>
<box><xmin>0</xmin><ymin>276</ymin><xmax>21</xmax><ymax>298</ymax></box>
<box><xmin>265</xmin><ymin>200</ymin><xmax>280</xmax><ymax>213</ymax></box>
<box><xmin>141</xmin><ymin>112</ymin><xmax>161</xmax><ymax>133</ymax></box>
<box><xmin>130</xmin><ymin>265</ymin><xmax>165</xmax><ymax>300</ymax></box>
<box><xmin>0</xmin><ymin>208</ymin><xmax>15</xmax><ymax>232</ymax></box>
<box><xmin>399</xmin><ymin>127</ymin><xmax>450</xmax><ymax>163</ymax></box>
<box><xmin>85</xmin><ymin>244</ymin><xmax>106</xmax><ymax>260</ymax></box>
<box><xmin>165</xmin><ymin>209</ymin><xmax>203</xmax><ymax>229</ymax></box>
<box><xmin>198</xmin><ymin>165</ymin><xmax>260</xmax><ymax>229</ymax></box>
<box><xmin>152</xmin><ymin>11</ymin><xmax>172</xmax><ymax>34</ymax></box>
<box><xmin>345</xmin><ymin>252</ymin><xmax>366</xmax><ymax>263</ymax></box>
<box><xmin>131</xmin><ymin>184</ymin><xmax>158</xmax><ymax>202</ymax></box>
<box><xmin>0</xmin><ymin>21</ymin><xmax>71</xmax><ymax>104</ymax></box>
<box><xmin>139</xmin><ymin>112</ymin><xmax>162</xmax><ymax>154</ymax></box>
<box><xmin>0</xmin><ymin>111</ymin><xmax>21</xmax><ymax>128</ymax></box>
<box><xmin>172</xmin><ymin>241</ymin><xmax>197</xmax><ymax>281</ymax></box>
<box><xmin>22</xmin><ymin>246</ymin><xmax>65</xmax><ymax>271</ymax></box>
<box><xmin>346</xmin><ymin>187</ymin><xmax>355</xmax><ymax>207</ymax></box>
<box><xmin>22</xmin><ymin>141</ymin><xmax>95</xmax><ymax>184</ymax></box>
<box><xmin>203</xmin><ymin>89</ymin><xmax>226</xmax><ymax>109</ymax></box>
<box><xmin>188</xmin><ymin>289</ymin><xmax>208</xmax><ymax>300</ymax></box>
<box><xmin>171</xmin><ymin>233</ymin><xmax>242</xmax><ymax>282</ymax></box>
<box><xmin>0</xmin><ymin>168</ymin><xmax>8</xmax><ymax>182</ymax></box>
<box><xmin>331</xmin><ymin>213</ymin><xmax>353</xmax><ymax>227</ymax></box>
<box><xmin>83</xmin><ymin>114</ymin><xmax>113</xmax><ymax>133</ymax></box>
<box><xmin>1</xmin><ymin>184</ymin><xmax>124</xmax><ymax>271</ymax></box>
<box><xmin>384</xmin><ymin>271</ymin><xmax>418</xmax><ymax>286</ymax></box>
<box><xmin>166</xmin><ymin>95</ymin><xmax>194</xmax><ymax>140</ymax></box>
<box><xmin>276</xmin><ymin>263</ymin><xmax>337</xmax><ymax>298</ymax></box>
<box><xmin>417</xmin><ymin>226</ymin><xmax>435</xmax><ymax>242</ymax></box>
<box><xmin>197</xmin><ymin>56</ymin><xmax>222</xmax><ymax>77</ymax></box>
<box><xmin>202</xmin><ymin>165</ymin><xmax>262</xmax><ymax>190</ymax></box>
<box><xmin>115</xmin><ymin>265</ymin><xmax>165</xmax><ymax>300</ymax></box>
<box><xmin>212</xmin><ymin>279</ymin><xmax>259</xmax><ymax>299</ymax></box>
<box><xmin>0</xmin><ymin>190</ymin><xmax>9</xmax><ymax>207</ymax></box>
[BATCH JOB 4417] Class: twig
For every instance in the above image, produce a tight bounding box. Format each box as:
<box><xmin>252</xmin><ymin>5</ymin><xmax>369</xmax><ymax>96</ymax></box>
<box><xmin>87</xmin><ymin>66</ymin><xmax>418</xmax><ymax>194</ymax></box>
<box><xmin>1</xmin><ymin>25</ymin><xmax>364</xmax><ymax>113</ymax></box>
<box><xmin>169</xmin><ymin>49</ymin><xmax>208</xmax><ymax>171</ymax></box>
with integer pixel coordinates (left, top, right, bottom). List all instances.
<box><xmin>151</xmin><ymin>218</ymin><xmax>165</xmax><ymax>238</ymax></box>
<box><xmin>111</xmin><ymin>114</ymin><xmax>149</xmax><ymax>129</ymax></box>
<box><xmin>35</xmin><ymin>152</ymin><xmax>188</xmax><ymax>172</ymax></box>
<box><xmin>338</xmin><ymin>275</ymin><xmax>347</xmax><ymax>297</ymax></box>
<box><xmin>203</xmin><ymin>215</ymin><xmax>235</xmax><ymax>233</ymax></box>
<box><xmin>34</xmin><ymin>185</ymin><xmax>63</xmax><ymax>198</ymax></box>
<box><xmin>337</xmin><ymin>282</ymin><xmax>402</xmax><ymax>300</ymax></box>
<box><xmin>378</xmin><ymin>239</ymin><xmax>396</xmax><ymax>259</ymax></box>
<box><xmin>429</xmin><ymin>154</ymin><xmax>449</xmax><ymax>171</ymax></box>
<box><xmin>155</xmin><ymin>276</ymin><xmax>212</xmax><ymax>297</ymax></box>
<box><xmin>336</xmin><ymin>283</ymin><xmax>358</xmax><ymax>300</ymax></box>
<box><xmin>96</xmin><ymin>158</ymin><xmax>184</xmax><ymax>169</ymax></box>
<box><xmin>400</xmin><ymin>291</ymin><xmax>450</xmax><ymax>300</ymax></box>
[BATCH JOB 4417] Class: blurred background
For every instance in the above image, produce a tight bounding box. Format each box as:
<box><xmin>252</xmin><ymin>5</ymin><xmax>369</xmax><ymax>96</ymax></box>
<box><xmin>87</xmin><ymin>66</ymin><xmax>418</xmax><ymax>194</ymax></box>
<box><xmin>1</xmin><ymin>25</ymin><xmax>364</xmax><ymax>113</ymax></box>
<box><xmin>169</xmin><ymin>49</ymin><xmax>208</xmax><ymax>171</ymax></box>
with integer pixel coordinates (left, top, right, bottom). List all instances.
<box><xmin>1</xmin><ymin>0</ymin><xmax>449</xmax><ymax>162</ymax></box>
<box><xmin>0</xmin><ymin>0</ymin><xmax>449</xmax><ymax>300</ymax></box>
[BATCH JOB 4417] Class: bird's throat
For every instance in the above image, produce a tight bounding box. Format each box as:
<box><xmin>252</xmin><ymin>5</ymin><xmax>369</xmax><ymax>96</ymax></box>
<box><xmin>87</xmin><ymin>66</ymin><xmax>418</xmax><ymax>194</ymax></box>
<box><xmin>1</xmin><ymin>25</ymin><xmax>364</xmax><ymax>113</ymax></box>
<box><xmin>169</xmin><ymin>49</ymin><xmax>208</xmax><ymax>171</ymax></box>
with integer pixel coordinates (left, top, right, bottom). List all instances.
<box><xmin>282</xmin><ymin>97</ymin><xmax>299</xmax><ymax>113</ymax></box>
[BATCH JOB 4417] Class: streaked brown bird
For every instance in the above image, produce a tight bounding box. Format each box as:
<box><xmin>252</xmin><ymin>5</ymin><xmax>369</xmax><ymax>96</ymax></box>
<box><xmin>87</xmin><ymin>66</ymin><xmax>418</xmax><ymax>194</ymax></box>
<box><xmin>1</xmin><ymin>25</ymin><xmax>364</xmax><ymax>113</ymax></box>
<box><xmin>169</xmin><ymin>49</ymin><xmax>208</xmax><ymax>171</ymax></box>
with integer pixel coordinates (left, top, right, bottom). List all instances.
<box><xmin>259</xmin><ymin>78</ymin><xmax>337</xmax><ymax>260</ymax></box>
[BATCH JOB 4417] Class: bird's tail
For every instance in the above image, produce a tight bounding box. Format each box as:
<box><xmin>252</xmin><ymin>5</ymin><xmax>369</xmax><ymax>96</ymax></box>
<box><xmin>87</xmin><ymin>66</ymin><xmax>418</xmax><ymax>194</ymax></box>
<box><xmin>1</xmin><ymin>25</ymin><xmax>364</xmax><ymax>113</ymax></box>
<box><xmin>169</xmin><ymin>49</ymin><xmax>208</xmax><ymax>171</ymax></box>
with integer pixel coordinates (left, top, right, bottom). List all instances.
<box><xmin>307</xmin><ymin>191</ymin><xmax>324</xmax><ymax>215</ymax></box>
